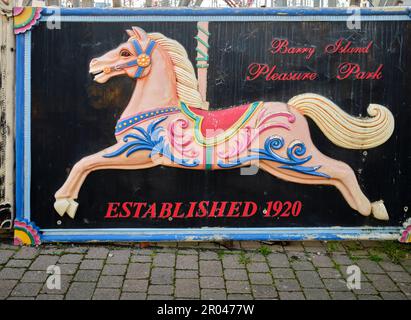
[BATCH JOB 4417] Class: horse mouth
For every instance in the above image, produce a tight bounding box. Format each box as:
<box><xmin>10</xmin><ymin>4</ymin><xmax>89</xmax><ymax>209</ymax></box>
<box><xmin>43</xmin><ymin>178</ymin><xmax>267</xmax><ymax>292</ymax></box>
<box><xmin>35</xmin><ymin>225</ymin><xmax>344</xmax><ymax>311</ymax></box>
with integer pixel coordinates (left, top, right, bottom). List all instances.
<box><xmin>90</xmin><ymin>69</ymin><xmax>105</xmax><ymax>81</ymax></box>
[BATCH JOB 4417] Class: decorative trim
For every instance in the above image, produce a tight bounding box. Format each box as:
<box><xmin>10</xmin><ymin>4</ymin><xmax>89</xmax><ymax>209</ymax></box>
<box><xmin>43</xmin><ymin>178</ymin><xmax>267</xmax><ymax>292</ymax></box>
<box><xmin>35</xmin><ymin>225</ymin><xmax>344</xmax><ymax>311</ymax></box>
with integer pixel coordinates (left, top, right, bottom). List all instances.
<box><xmin>40</xmin><ymin>7</ymin><xmax>411</xmax><ymax>17</ymax></box>
<box><xmin>13</xmin><ymin>7</ymin><xmax>43</xmax><ymax>34</ymax></box>
<box><xmin>39</xmin><ymin>226</ymin><xmax>401</xmax><ymax>242</ymax></box>
<box><xmin>399</xmin><ymin>218</ymin><xmax>411</xmax><ymax>243</ymax></box>
<box><xmin>14</xmin><ymin>219</ymin><xmax>41</xmax><ymax>246</ymax></box>
<box><xmin>180</xmin><ymin>101</ymin><xmax>263</xmax><ymax>146</ymax></box>
<box><xmin>115</xmin><ymin>107</ymin><xmax>180</xmax><ymax>136</ymax></box>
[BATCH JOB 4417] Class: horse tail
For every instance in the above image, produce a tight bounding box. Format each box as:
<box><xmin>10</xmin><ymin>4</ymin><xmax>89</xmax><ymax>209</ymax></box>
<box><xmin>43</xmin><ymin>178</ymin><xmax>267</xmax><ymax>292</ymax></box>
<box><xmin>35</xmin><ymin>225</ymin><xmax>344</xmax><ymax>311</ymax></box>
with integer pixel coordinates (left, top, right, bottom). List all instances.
<box><xmin>288</xmin><ymin>93</ymin><xmax>395</xmax><ymax>149</ymax></box>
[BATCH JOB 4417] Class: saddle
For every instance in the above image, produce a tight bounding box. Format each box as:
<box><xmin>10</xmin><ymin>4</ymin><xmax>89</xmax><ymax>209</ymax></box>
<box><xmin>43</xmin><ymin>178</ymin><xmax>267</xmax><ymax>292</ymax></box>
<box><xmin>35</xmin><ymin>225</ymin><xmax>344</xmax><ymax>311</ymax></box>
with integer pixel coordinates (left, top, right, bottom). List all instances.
<box><xmin>180</xmin><ymin>101</ymin><xmax>263</xmax><ymax>146</ymax></box>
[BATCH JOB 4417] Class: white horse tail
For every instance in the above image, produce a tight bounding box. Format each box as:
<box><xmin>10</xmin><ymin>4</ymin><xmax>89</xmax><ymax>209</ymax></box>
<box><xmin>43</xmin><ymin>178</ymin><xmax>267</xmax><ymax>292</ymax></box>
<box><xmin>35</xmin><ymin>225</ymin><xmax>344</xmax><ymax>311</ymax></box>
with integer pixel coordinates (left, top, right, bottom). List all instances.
<box><xmin>288</xmin><ymin>93</ymin><xmax>395</xmax><ymax>150</ymax></box>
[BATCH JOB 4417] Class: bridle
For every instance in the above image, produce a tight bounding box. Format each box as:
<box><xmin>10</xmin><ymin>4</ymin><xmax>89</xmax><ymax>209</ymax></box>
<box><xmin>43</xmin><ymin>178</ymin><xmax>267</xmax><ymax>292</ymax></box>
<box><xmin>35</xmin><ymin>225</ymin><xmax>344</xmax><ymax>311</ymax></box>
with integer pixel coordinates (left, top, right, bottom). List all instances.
<box><xmin>103</xmin><ymin>38</ymin><xmax>157</xmax><ymax>79</ymax></box>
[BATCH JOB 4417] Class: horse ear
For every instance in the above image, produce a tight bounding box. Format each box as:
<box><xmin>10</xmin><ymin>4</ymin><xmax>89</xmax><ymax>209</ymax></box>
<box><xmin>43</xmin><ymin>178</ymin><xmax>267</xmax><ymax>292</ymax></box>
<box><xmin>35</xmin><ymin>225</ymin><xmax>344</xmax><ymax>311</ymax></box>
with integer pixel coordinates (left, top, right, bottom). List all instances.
<box><xmin>132</xmin><ymin>26</ymin><xmax>148</xmax><ymax>41</ymax></box>
<box><xmin>126</xmin><ymin>29</ymin><xmax>134</xmax><ymax>37</ymax></box>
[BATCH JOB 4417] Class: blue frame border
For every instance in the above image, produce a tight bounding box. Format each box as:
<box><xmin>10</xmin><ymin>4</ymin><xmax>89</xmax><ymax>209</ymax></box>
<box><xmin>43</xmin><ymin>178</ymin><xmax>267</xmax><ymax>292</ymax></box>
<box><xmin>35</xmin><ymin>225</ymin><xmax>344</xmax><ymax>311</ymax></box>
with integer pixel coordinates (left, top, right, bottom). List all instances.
<box><xmin>15</xmin><ymin>7</ymin><xmax>408</xmax><ymax>242</ymax></box>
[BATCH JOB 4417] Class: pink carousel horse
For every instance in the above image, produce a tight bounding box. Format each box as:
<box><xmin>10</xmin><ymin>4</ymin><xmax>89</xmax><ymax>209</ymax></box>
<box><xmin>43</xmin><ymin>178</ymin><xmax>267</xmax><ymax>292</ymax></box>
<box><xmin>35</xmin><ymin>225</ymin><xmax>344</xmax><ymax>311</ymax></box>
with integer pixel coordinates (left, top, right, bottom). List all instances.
<box><xmin>54</xmin><ymin>26</ymin><xmax>395</xmax><ymax>220</ymax></box>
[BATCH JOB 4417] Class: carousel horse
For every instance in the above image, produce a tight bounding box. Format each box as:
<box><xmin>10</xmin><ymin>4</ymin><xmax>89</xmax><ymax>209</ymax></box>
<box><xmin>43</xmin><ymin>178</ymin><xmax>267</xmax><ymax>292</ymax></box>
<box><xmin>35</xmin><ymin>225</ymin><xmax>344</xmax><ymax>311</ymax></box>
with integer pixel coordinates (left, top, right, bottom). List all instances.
<box><xmin>54</xmin><ymin>27</ymin><xmax>395</xmax><ymax>220</ymax></box>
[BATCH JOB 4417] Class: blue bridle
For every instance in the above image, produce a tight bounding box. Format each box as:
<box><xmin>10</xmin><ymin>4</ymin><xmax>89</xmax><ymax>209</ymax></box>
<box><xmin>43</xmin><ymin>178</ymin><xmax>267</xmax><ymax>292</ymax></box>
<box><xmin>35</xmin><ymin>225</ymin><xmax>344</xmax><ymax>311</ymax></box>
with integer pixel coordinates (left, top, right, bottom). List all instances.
<box><xmin>112</xmin><ymin>39</ymin><xmax>157</xmax><ymax>79</ymax></box>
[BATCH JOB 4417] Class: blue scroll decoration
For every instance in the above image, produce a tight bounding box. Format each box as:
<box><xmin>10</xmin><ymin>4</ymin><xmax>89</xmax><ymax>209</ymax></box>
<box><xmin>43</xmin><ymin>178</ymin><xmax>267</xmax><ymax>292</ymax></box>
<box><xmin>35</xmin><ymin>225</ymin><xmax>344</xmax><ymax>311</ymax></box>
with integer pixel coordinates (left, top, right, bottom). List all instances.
<box><xmin>218</xmin><ymin>136</ymin><xmax>330</xmax><ymax>178</ymax></box>
<box><xmin>104</xmin><ymin>117</ymin><xmax>199</xmax><ymax>167</ymax></box>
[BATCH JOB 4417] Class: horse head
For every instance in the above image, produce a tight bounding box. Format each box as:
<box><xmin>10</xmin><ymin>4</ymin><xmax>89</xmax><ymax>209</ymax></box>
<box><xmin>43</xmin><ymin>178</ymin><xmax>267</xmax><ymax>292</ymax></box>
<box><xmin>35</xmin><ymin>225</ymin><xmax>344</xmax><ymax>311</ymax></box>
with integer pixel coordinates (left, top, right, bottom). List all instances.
<box><xmin>89</xmin><ymin>26</ymin><xmax>156</xmax><ymax>84</ymax></box>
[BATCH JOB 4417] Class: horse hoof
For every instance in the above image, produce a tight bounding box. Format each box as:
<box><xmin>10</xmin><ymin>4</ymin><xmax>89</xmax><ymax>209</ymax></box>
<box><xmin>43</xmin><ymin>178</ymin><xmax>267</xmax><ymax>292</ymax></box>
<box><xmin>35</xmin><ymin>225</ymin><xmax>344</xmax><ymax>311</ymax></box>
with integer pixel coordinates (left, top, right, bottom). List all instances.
<box><xmin>66</xmin><ymin>199</ymin><xmax>79</xmax><ymax>219</ymax></box>
<box><xmin>54</xmin><ymin>199</ymin><xmax>70</xmax><ymax>217</ymax></box>
<box><xmin>371</xmin><ymin>200</ymin><xmax>389</xmax><ymax>221</ymax></box>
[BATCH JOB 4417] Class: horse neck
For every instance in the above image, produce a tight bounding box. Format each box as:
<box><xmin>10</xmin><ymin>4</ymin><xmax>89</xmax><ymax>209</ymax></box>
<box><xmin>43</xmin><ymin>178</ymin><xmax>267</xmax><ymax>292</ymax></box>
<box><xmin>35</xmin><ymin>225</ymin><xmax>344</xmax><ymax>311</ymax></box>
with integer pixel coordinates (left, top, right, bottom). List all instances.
<box><xmin>120</xmin><ymin>48</ymin><xmax>179</xmax><ymax>119</ymax></box>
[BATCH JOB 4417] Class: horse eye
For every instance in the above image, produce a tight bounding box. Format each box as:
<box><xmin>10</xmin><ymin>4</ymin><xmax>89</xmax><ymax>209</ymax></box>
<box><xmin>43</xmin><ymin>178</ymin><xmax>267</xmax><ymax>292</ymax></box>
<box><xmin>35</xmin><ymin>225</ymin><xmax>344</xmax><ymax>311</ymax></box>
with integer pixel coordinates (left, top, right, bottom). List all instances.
<box><xmin>120</xmin><ymin>50</ymin><xmax>131</xmax><ymax>57</ymax></box>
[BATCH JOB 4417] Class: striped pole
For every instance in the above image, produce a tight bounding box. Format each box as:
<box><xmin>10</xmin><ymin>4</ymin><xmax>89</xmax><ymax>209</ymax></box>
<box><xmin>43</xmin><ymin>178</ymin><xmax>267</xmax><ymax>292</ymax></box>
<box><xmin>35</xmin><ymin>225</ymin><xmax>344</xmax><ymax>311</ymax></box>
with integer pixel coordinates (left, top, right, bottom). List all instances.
<box><xmin>195</xmin><ymin>21</ymin><xmax>210</xmax><ymax>110</ymax></box>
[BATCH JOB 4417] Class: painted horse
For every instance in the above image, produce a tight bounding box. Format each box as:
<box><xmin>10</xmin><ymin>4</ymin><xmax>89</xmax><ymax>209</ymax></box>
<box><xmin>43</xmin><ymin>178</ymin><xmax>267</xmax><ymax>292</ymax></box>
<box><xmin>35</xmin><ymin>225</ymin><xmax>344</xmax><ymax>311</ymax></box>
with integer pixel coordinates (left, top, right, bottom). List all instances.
<box><xmin>54</xmin><ymin>27</ymin><xmax>395</xmax><ymax>220</ymax></box>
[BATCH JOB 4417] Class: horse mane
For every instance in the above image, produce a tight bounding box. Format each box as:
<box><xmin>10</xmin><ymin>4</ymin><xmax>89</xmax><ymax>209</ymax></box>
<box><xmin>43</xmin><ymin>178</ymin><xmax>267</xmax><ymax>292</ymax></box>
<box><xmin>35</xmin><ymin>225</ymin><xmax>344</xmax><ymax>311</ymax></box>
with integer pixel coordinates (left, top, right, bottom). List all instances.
<box><xmin>145</xmin><ymin>32</ymin><xmax>206</xmax><ymax>109</ymax></box>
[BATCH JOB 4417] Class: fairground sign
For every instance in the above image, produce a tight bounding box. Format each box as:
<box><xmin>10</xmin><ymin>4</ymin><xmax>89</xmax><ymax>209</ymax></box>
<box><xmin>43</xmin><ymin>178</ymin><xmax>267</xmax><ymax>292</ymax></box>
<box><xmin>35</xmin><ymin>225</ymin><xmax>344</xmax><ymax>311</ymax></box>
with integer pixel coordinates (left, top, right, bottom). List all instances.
<box><xmin>13</xmin><ymin>7</ymin><xmax>411</xmax><ymax>245</ymax></box>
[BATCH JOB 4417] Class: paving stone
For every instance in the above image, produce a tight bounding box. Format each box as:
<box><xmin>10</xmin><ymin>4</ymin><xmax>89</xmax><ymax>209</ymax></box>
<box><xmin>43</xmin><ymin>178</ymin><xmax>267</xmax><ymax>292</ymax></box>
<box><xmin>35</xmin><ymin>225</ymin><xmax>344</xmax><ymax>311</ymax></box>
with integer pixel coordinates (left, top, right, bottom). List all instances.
<box><xmin>329</xmin><ymin>291</ymin><xmax>357</xmax><ymax>300</ymax></box>
<box><xmin>0</xmin><ymin>244</ymin><xmax>18</xmax><ymax>250</ymax></box>
<box><xmin>283</xmin><ymin>243</ymin><xmax>304</xmax><ymax>252</ymax></box>
<box><xmin>121</xmin><ymin>292</ymin><xmax>147</xmax><ymax>300</ymax></box>
<box><xmin>66</xmin><ymin>282</ymin><xmax>96</xmax><ymax>300</ymax></box>
<box><xmin>151</xmin><ymin>267</ymin><xmax>174</xmax><ymax>285</ymax></box>
<box><xmin>126</xmin><ymin>263</ymin><xmax>151</xmax><ymax>279</ymax></box>
<box><xmin>131</xmin><ymin>254</ymin><xmax>152</xmax><ymax>263</ymax></box>
<box><xmin>102</xmin><ymin>264</ymin><xmax>127</xmax><ymax>276</ymax></box>
<box><xmin>271</xmin><ymin>268</ymin><xmax>295</xmax><ymax>279</ymax></box>
<box><xmin>331</xmin><ymin>254</ymin><xmax>353</xmax><ymax>266</ymax></box>
<box><xmin>200</xmin><ymin>260</ymin><xmax>223</xmax><ymax>276</ymax></box>
<box><xmin>59</xmin><ymin>254</ymin><xmax>83</xmax><ymax>264</ymax></box>
<box><xmin>36</xmin><ymin>294</ymin><xmax>64</xmax><ymax>300</ymax></box>
<box><xmin>13</xmin><ymin>247</ymin><xmax>39</xmax><ymax>260</ymax></box>
<box><xmin>380</xmin><ymin>291</ymin><xmax>408</xmax><ymax>300</ymax></box>
<box><xmin>134</xmin><ymin>249</ymin><xmax>155</xmax><ymax>256</ymax></box>
<box><xmin>296</xmin><ymin>271</ymin><xmax>324</xmax><ymax>288</ymax></box>
<box><xmin>227</xmin><ymin>294</ymin><xmax>253</xmax><ymax>300</ymax></box>
<box><xmin>323</xmin><ymin>279</ymin><xmax>350</xmax><ymax>291</ymax></box>
<box><xmin>40</xmin><ymin>275</ymin><xmax>72</xmax><ymax>295</ymax></box>
<box><xmin>266</xmin><ymin>253</ymin><xmax>290</xmax><ymax>268</ymax></box>
<box><xmin>0</xmin><ymin>267</ymin><xmax>25</xmax><ymax>280</ymax></box>
<box><xmin>252</xmin><ymin>285</ymin><xmax>277</xmax><ymax>299</ymax></box>
<box><xmin>85</xmin><ymin>247</ymin><xmax>109</xmax><ymax>259</ymax></box>
<box><xmin>275</xmin><ymin>279</ymin><xmax>301</xmax><ymax>292</ymax></box>
<box><xmin>200</xmin><ymin>276</ymin><xmax>225</xmax><ymax>289</ymax></box>
<box><xmin>379</xmin><ymin>261</ymin><xmax>405</xmax><ymax>272</ymax></box>
<box><xmin>249</xmin><ymin>273</ymin><xmax>272</xmax><ymax>285</ymax></box>
<box><xmin>176</xmin><ymin>255</ymin><xmax>198</xmax><ymax>270</ymax></box>
<box><xmin>304</xmin><ymin>288</ymin><xmax>331</xmax><ymax>300</ymax></box>
<box><xmin>0</xmin><ymin>280</ymin><xmax>18</xmax><ymax>299</ymax></box>
<box><xmin>93</xmin><ymin>288</ymin><xmax>121</xmax><ymax>300</ymax></box>
<box><xmin>224</xmin><ymin>268</ymin><xmax>248</xmax><ymax>281</ymax></box>
<box><xmin>0</xmin><ymin>250</ymin><xmax>15</xmax><ymax>264</ymax></box>
<box><xmin>7</xmin><ymin>297</ymin><xmax>35</xmax><ymax>300</ymax></box>
<box><xmin>64</xmin><ymin>247</ymin><xmax>88</xmax><ymax>254</ymax></box>
<box><xmin>356</xmin><ymin>259</ymin><xmax>385</xmax><ymax>274</ymax></box>
<box><xmin>57</xmin><ymin>263</ymin><xmax>78</xmax><ymax>275</ymax></box>
<box><xmin>226</xmin><ymin>281</ymin><xmax>251</xmax><ymax>294</ymax></box>
<box><xmin>366</xmin><ymin>274</ymin><xmax>399</xmax><ymax>292</ymax></box>
<box><xmin>176</xmin><ymin>270</ymin><xmax>198</xmax><ymax>278</ymax></box>
<box><xmin>388</xmin><ymin>271</ymin><xmax>411</xmax><ymax>283</ymax></box>
<box><xmin>147</xmin><ymin>295</ymin><xmax>174</xmax><ymax>300</ymax></box>
<box><xmin>279</xmin><ymin>291</ymin><xmax>305</xmax><ymax>300</ymax></box>
<box><xmin>311</xmin><ymin>255</ymin><xmax>334</xmax><ymax>268</ymax></box>
<box><xmin>201</xmin><ymin>289</ymin><xmax>227</xmax><ymax>300</ymax></box>
<box><xmin>11</xmin><ymin>283</ymin><xmax>42</xmax><ymax>297</ymax></box>
<box><xmin>21</xmin><ymin>270</ymin><xmax>48</xmax><ymax>282</ymax></box>
<box><xmin>247</xmin><ymin>262</ymin><xmax>269</xmax><ymax>273</ymax></box>
<box><xmin>153</xmin><ymin>253</ymin><xmax>175</xmax><ymax>267</ymax></box>
<box><xmin>123</xmin><ymin>279</ymin><xmax>148</xmax><ymax>292</ymax></box>
<box><xmin>79</xmin><ymin>259</ymin><xmax>104</xmax><ymax>270</ymax></box>
<box><xmin>352</xmin><ymin>282</ymin><xmax>378</xmax><ymax>295</ymax></box>
<box><xmin>222</xmin><ymin>255</ymin><xmax>243</xmax><ymax>269</ymax></box>
<box><xmin>357</xmin><ymin>295</ymin><xmax>382</xmax><ymax>300</ymax></box>
<box><xmin>148</xmin><ymin>285</ymin><xmax>174</xmax><ymax>295</ymax></box>
<box><xmin>29</xmin><ymin>255</ymin><xmax>59</xmax><ymax>271</ymax></box>
<box><xmin>398</xmin><ymin>283</ymin><xmax>411</xmax><ymax>298</ymax></box>
<box><xmin>177</xmin><ymin>249</ymin><xmax>198</xmax><ymax>255</ymax></box>
<box><xmin>97</xmin><ymin>275</ymin><xmax>123</xmax><ymax>288</ymax></box>
<box><xmin>199</xmin><ymin>251</ymin><xmax>219</xmax><ymax>260</ymax></box>
<box><xmin>107</xmin><ymin>250</ymin><xmax>131</xmax><ymax>264</ymax></box>
<box><xmin>290</xmin><ymin>260</ymin><xmax>315</xmax><ymax>271</ymax></box>
<box><xmin>240</xmin><ymin>241</ymin><xmax>262</xmax><ymax>250</ymax></box>
<box><xmin>318</xmin><ymin>267</ymin><xmax>342</xmax><ymax>279</ymax></box>
<box><xmin>175</xmin><ymin>278</ymin><xmax>200</xmax><ymax>298</ymax></box>
<box><xmin>5</xmin><ymin>259</ymin><xmax>31</xmax><ymax>268</ymax></box>
<box><xmin>251</xmin><ymin>253</ymin><xmax>268</xmax><ymax>262</ymax></box>
<box><xmin>73</xmin><ymin>270</ymin><xmax>100</xmax><ymax>282</ymax></box>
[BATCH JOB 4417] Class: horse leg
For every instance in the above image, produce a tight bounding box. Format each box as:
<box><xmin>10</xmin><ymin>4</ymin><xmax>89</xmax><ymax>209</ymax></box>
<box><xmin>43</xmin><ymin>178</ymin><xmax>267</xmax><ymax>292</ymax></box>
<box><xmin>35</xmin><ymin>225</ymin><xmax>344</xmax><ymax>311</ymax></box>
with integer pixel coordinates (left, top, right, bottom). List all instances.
<box><xmin>258</xmin><ymin>149</ymin><xmax>388</xmax><ymax>220</ymax></box>
<box><xmin>54</xmin><ymin>144</ymin><xmax>155</xmax><ymax>218</ymax></box>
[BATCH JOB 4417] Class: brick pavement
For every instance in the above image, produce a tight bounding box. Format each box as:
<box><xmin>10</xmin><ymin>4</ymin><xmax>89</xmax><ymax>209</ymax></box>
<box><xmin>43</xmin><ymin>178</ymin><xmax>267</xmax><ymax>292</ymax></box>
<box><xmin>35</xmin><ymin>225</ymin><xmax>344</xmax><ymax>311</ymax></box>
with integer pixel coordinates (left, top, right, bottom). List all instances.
<box><xmin>0</xmin><ymin>240</ymin><xmax>410</xmax><ymax>300</ymax></box>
